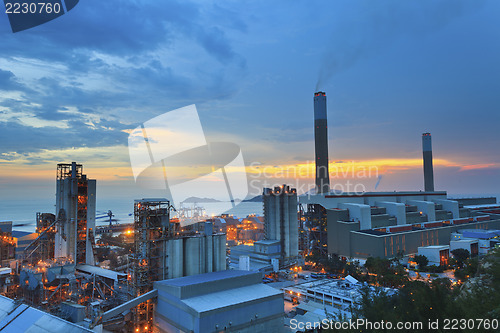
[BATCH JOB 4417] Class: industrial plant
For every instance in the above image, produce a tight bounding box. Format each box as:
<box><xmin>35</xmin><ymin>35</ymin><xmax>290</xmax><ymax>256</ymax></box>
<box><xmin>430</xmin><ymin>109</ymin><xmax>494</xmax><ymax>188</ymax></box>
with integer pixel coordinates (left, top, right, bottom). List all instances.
<box><xmin>0</xmin><ymin>91</ymin><xmax>498</xmax><ymax>333</ymax></box>
<box><xmin>300</xmin><ymin>92</ymin><xmax>500</xmax><ymax>262</ymax></box>
<box><xmin>0</xmin><ymin>163</ymin><xmax>230</xmax><ymax>332</ymax></box>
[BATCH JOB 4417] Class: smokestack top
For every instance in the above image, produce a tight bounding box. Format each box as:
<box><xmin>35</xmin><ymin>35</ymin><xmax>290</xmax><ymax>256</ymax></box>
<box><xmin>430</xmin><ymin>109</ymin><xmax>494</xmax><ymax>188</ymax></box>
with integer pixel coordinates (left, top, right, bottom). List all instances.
<box><xmin>314</xmin><ymin>91</ymin><xmax>327</xmax><ymax>120</ymax></box>
<box><xmin>422</xmin><ymin>132</ymin><xmax>432</xmax><ymax>152</ymax></box>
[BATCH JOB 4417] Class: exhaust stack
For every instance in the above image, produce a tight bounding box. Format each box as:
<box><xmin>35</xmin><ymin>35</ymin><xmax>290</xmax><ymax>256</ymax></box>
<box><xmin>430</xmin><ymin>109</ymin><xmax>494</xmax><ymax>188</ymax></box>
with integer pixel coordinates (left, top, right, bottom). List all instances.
<box><xmin>314</xmin><ymin>91</ymin><xmax>330</xmax><ymax>194</ymax></box>
<box><xmin>422</xmin><ymin>132</ymin><xmax>434</xmax><ymax>192</ymax></box>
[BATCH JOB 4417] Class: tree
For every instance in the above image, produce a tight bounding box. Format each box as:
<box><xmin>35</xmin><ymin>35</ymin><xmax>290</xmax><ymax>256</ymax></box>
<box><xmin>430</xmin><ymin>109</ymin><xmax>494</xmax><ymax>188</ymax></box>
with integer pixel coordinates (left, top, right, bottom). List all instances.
<box><xmin>451</xmin><ymin>248</ymin><xmax>470</xmax><ymax>269</ymax></box>
<box><xmin>414</xmin><ymin>255</ymin><xmax>429</xmax><ymax>268</ymax></box>
<box><xmin>364</xmin><ymin>257</ymin><xmax>408</xmax><ymax>288</ymax></box>
<box><xmin>326</xmin><ymin>249</ymin><xmax>500</xmax><ymax>332</ymax></box>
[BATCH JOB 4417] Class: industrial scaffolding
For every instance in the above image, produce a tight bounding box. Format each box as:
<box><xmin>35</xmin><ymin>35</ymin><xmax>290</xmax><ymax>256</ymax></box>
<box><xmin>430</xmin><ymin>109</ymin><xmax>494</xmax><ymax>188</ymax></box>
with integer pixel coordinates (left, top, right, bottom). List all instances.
<box><xmin>76</xmin><ymin>184</ymin><xmax>88</xmax><ymax>264</ymax></box>
<box><xmin>302</xmin><ymin>204</ymin><xmax>328</xmax><ymax>256</ymax></box>
<box><xmin>130</xmin><ymin>199</ymin><xmax>172</xmax><ymax>332</ymax></box>
<box><xmin>36</xmin><ymin>213</ymin><xmax>56</xmax><ymax>261</ymax></box>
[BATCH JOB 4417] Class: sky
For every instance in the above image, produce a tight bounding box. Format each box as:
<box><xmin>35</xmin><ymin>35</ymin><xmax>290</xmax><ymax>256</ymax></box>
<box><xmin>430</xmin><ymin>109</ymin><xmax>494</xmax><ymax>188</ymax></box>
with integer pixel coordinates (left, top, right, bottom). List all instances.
<box><xmin>0</xmin><ymin>0</ymin><xmax>499</xmax><ymax>205</ymax></box>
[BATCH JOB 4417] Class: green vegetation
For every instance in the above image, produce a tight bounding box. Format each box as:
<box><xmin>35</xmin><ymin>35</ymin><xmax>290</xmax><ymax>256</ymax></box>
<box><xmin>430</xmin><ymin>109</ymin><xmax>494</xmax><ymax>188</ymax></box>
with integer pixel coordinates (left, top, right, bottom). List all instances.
<box><xmin>364</xmin><ymin>256</ymin><xmax>409</xmax><ymax>288</ymax></box>
<box><xmin>450</xmin><ymin>248</ymin><xmax>470</xmax><ymax>269</ymax></box>
<box><xmin>413</xmin><ymin>254</ymin><xmax>429</xmax><ymax>268</ymax></box>
<box><xmin>306</xmin><ymin>250</ymin><xmax>362</xmax><ymax>279</ymax></box>
<box><xmin>326</xmin><ymin>249</ymin><xmax>500</xmax><ymax>332</ymax></box>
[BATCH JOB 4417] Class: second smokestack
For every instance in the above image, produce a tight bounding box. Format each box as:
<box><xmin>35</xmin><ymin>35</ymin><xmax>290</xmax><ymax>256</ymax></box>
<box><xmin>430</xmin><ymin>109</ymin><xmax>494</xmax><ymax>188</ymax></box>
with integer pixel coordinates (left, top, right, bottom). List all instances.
<box><xmin>422</xmin><ymin>132</ymin><xmax>434</xmax><ymax>192</ymax></box>
<box><xmin>314</xmin><ymin>91</ymin><xmax>330</xmax><ymax>194</ymax></box>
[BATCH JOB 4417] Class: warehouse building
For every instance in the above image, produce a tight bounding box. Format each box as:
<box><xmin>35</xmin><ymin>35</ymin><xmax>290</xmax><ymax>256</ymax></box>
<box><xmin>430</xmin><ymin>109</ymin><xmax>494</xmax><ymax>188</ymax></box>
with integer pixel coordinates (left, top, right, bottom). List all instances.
<box><xmin>153</xmin><ymin>270</ymin><xmax>284</xmax><ymax>333</ymax></box>
<box><xmin>418</xmin><ymin>245</ymin><xmax>450</xmax><ymax>266</ymax></box>
<box><xmin>449</xmin><ymin>239</ymin><xmax>479</xmax><ymax>256</ymax></box>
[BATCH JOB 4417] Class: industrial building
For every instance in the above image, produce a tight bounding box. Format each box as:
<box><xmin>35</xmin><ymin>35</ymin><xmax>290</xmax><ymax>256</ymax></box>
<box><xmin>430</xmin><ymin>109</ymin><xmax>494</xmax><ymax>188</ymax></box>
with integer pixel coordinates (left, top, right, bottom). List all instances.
<box><xmin>283</xmin><ymin>275</ymin><xmax>395</xmax><ymax>330</ymax></box>
<box><xmin>302</xmin><ymin>90</ymin><xmax>500</xmax><ymax>260</ymax></box>
<box><xmin>128</xmin><ymin>198</ymin><xmax>227</xmax><ymax>330</ymax></box>
<box><xmin>230</xmin><ymin>186</ymin><xmax>300</xmax><ymax>271</ymax></box>
<box><xmin>301</xmin><ymin>190</ymin><xmax>500</xmax><ymax>259</ymax></box>
<box><xmin>418</xmin><ymin>245</ymin><xmax>450</xmax><ymax>266</ymax></box>
<box><xmin>263</xmin><ymin>185</ymin><xmax>299</xmax><ymax>261</ymax></box>
<box><xmin>451</xmin><ymin>228</ymin><xmax>500</xmax><ymax>255</ymax></box>
<box><xmin>449</xmin><ymin>238</ymin><xmax>479</xmax><ymax>256</ymax></box>
<box><xmin>283</xmin><ymin>275</ymin><xmax>363</xmax><ymax>313</ymax></box>
<box><xmin>220</xmin><ymin>215</ymin><xmax>264</xmax><ymax>246</ymax></box>
<box><xmin>153</xmin><ymin>270</ymin><xmax>284</xmax><ymax>333</ymax></box>
<box><xmin>229</xmin><ymin>240</ymin><xmax>281</xmax><ymax>272</ymax></box>
<box><xmin>0</xmin><ymin>163</ymin><xmax>230</xmax><ymax>333</ymax></box>
<box><xmin>0</xmin><ymin>295</ymin><xmax>94</xmax><ymax>332</ymax></box>
<box><xmin>55</xmin><ymin>162</ymin><xmax>97</xmax><ymax>265</ymax></box>
<box><xmin>0</xmin><ymin>222</ymin><xmax>15</xmax><ymax>266</ymax></box>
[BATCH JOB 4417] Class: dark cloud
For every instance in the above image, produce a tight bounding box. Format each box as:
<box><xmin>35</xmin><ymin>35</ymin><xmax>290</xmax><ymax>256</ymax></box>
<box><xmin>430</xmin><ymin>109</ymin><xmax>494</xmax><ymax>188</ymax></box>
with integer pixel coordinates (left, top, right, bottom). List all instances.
<box><xmin>0</xmin><ymin>1</ymin><xmax>249</xmax><ymax>153</ymax></box>
<box><xmin>0</xmin><ymin>69</ymin><xmax>22</xmax><ymax>90</ymax></box>
<box><xmin>0</xmin><ymin>1</ymin><xmax>241</xmax><ymax>66</ymax></box>
<box><xmin>0</xmin><ymin>116</ymin><xmax>128</xmax><ymax>154</ymax></box>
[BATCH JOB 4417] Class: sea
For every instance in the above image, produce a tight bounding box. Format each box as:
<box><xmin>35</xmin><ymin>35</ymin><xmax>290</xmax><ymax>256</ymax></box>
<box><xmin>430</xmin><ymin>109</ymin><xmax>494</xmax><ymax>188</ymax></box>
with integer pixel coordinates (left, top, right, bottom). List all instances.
<box><xmin>0</xmin><ymin>198</ymin><xmax>263</xmax><ymax>233</ymax></box>
<box><xmin>1</xmin><ymin>193</ymin><xmax>498</xmax><ymax>234</ymax></box>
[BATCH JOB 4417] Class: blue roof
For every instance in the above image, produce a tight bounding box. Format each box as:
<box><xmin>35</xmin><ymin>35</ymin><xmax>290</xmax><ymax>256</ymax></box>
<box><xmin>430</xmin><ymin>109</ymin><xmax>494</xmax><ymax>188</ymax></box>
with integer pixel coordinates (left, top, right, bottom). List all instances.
<box><xmin>463</xmin><ymin>229</ymin><xmax>500</xmax><ymax>239</ymax></box>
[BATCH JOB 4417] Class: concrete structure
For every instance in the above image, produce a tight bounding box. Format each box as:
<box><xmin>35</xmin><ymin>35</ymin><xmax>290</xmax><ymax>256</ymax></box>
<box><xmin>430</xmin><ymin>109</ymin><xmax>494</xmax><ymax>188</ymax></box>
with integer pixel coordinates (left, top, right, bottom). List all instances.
<box><xmin>166</xmin><ymin>233</ymin><xmax>226</xmax><ymax>278</ymax></box>
<box><xmin>449</xmin><ymin>239</ymin><xmax>479</xmax><ymax>257</ymax></box>
<box><xmin>314</xmin><ymin>91</ymin><xmax>330</xmax><ymax>194</ymax></box>
<box><xmin>422</xmin><ymin>133</ymin><xmax>434</xmax><ymax>192</ymax></box>
<box><xmin>283</xmin><ymin>276</ymin><xmax>362</xmax><ymax>314</ymax></box>
<box><xmin>451</xmin><ymin>197</ymin><xmax>498</xmax><ymax>206</ymax></box>
<box><xmin>458</xmin><ymin>229</ymin><xmax>500</xmax><ymax>255</ymax></box>
<box><xmin>239</xmin><ymin>255</ymin><xmax>250</xmax><ymax>271</ymax></box>
<box><xmin>0</xmin><ymin>221</ymin><xmax>12</xmax><ymax>234</ymax></box>
<box><xmin>301</xmin><ymin>191</ymin><xmax>453</xmax><ymax>230</ymax></box>
<box><xmin>55</xmin><ymin>162</ymin><xmax>96</xmax><ymax>265</ymax></box>
<box><xmin>283</xmin><ymin>276</ymin><xmax>395</xmax><ymax>328</ymax></box>
<box><xmin>229</xmin><ymin>240</ymin><xmax>281</xmax><ymax>272</ymax></box>
<box><xmin>300</xmin><ymin>191</ymin><xmax>500</xmax><ymax>259</ymax></box>
<box><xmin>418</xmin><ymin>245</ymin><xmax>450</xmax><ymax>266</ymax></box>
<box><xmin>263</xmin><ymin>186</ymin><xmax>299</xmax><ymax>261</ymax></box>
<box><xmin>153</xmin><ymin>270</ymin><xmax>284</xmax><ymax>333</ymax></box>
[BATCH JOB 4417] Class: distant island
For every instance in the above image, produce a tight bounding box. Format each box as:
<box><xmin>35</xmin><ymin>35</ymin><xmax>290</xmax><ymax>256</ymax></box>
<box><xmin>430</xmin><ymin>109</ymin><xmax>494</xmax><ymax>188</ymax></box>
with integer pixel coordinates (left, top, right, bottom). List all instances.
<box><xmin>243</xmin><ymin>195</ymin><xmax>263</xmax><ymax>202</ymax></box>
<box><xmin>181</xmin><ymin>197</ymin><xmax>221</xmax><ymax>203</ymax></box>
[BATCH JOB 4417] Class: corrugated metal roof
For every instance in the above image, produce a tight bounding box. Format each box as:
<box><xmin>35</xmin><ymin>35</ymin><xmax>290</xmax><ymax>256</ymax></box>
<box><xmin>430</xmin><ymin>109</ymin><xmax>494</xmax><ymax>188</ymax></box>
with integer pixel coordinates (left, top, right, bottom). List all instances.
<box><xmin>0</xmin><ymin>296</ymin><xmax>92</xmax><ymax>332</ymax></box>
<box><xmin>345</xmin><ymin>275</ymin><xmax>359</xmax><ymax>285</ymax></box>
<box><xmin>180</xmin><ymin>283</ymin><xmax>282</xmax><ymax>313</ymax></box>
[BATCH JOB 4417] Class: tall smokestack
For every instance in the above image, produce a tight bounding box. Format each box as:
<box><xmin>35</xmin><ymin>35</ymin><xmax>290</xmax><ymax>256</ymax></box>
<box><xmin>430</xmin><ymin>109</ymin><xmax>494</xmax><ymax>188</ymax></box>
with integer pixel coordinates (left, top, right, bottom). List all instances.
<box><xmin>314</xmin><ymin>91</ymin><xmax>330</xmax><ymax>194</ymax></box>
<box><xmin>422</xmin><ymin>132</ymin><xmax>434</xmax><ymax>192</ymax></box>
